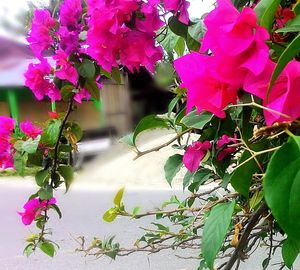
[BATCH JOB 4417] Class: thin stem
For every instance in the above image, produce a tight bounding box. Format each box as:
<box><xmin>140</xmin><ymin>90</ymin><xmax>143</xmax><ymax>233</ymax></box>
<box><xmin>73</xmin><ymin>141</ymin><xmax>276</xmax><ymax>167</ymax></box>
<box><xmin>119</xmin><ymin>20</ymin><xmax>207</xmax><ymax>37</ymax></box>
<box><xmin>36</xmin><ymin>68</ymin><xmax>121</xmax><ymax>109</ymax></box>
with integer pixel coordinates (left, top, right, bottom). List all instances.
<box><xmin>134</xmin><ymin>128</ymin><xmax>193</xmax><ymax>160</ymax></box>
<box><xmin>51</xmin><ymin>98</ymin><xmax>74</xmax><ymax>186</ymax></box>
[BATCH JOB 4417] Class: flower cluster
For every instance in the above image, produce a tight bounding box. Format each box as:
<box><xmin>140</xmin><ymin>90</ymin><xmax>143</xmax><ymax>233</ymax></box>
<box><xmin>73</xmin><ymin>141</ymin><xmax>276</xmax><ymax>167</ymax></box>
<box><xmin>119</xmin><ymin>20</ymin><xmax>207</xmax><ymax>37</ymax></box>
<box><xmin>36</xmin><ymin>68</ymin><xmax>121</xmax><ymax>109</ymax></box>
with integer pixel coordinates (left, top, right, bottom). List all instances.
<box><xmin>19</xmin><ymin>197</ymin><xmax>57</xmax><ymax>225</ymax></box>
<box><xmin>183</xmin><ymin>134</ymin><xmax>238</xmax><ymax>172</ymax></box>
<box><xmin>183</xmin><ymin>141</ymin><xmax>211</xmax><ymax>173</ymax></box>
<box><xmin>25</xmin><ymin>0</ymin><xmax>93</xmax><ymax>103</ymax></box>
<box><xmin>86</xmin><ymin>0</ymin><xmax>163</xmax><ymax>73</ymax></box>
<box><xmin>25</xmin><ymin>0</ymin><xmax>189</xmax><ymax>103</ymax></box>
<box><xmin>0</xmin><ymin>116</ymin><xmax>16</xmax><ymax>169</ymax></box>
<box><xmin>175</xmin><ymin>0</ymin><xmax>300</xmax><ymax>126</ymax></box>
<box><xmin>0</xmin><ymin>117</ymin><xmax>42</xmax><ymax>170</ymax></box>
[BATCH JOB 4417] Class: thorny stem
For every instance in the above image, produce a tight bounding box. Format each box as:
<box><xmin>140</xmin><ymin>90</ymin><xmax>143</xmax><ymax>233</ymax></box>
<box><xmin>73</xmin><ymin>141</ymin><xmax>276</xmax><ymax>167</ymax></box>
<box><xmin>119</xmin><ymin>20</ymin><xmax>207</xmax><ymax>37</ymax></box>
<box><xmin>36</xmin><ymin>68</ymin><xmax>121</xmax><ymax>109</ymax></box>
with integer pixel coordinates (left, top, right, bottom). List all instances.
<box><xmin>223</xmin><ymin>203</ymin><xmax>268</xmax><ymax>270</ymax></box>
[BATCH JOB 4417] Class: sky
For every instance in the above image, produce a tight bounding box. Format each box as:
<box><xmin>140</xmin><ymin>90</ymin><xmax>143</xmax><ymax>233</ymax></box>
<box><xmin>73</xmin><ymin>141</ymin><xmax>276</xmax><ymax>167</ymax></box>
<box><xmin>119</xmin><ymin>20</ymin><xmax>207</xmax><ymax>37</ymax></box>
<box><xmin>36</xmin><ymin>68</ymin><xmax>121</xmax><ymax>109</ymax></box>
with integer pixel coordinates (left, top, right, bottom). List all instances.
<box><xmin>0</xmin><ymin>0</ymin><xmax>215</xmax><ymax>40</ymax></box>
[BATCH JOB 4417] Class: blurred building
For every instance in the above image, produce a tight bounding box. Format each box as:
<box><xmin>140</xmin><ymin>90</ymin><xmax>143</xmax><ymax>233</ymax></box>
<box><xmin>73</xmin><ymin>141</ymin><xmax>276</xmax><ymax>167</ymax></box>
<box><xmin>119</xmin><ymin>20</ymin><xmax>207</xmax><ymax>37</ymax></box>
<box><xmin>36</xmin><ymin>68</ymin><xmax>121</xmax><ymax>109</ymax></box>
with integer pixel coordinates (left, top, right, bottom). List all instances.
<box><xmin>0</xmin><ymin>36</ymin><xmax>133</xmax><ymax>136</ymax></box>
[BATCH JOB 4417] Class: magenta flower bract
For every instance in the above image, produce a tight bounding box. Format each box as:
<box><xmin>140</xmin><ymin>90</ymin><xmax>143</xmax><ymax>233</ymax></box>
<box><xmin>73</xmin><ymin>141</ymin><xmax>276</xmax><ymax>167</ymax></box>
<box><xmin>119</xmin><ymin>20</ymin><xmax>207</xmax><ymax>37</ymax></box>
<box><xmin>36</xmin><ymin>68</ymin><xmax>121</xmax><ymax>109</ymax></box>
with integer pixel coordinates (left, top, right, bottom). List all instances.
<box><xmin>244</xmin><ymin>59</ymin><xmax>300</xmax><ymax>125</ymax></box>
<box><xmin>174</xmin><ymin>52</ymin><xmax>239</xmax><ymax>118</ymax></box>
<box><xmin>58</xmin><ymin>26</ymin><xmax>80</xmax><ymax>56</ymax></box>
<box><xmin>216</xmin><ymin>135</ymin><xmax>238</xmax><ymax>161</ymax></box>
<box><xmin>59</xmin><ymin>0</ymin><xmax>82</xmax><ymax>31</ymax></box>
<box><xmin>164</xmin><ymin>0</ymin><xmax>190</xmax><ymax>24</ymax></box>
<box><xmin>0</xmin><ymin>116</ymin><xmax>15</xmax><ymax>136</ymax></box>
<box><xmin>86</xmin><ymin>0</ymin><xmax>163</xmax><ymax>73</ymax></box>
<box><xmin>27</xmin><ymin>9</ymin><xmax>56</xmax><ymax>59</ymax></box>
<box><xmin>24</xmin><ymin>60</ymin><xmax>61</xmax><ymax>101</ymax></box>
<box><xmin>53</xmin><ymin>50</ymin><xmax>78</xmax><ymax>85</ymax></box>
<box><xmin>74</xmin><ymin>88</ymin><xmax>92</xmax><ymax>104</ymax></box>
<box><xmin>183</xmin><ymin>141</ymin><xmax>212</xmax><ymax>173</ymax></box>
<box><xmin>200</xmin><ymin>0</ymin><xmax>270</xmax><ymax>84</ymax></box>
<box><xmin>20</xmin><ymin>121</ymin><xmax>42</xmax><ymax>139</ymax></box>
<box><xmin>19</xmin><ymin>197</ymin><xmax>56</xmax><ymax>226</ymax></box>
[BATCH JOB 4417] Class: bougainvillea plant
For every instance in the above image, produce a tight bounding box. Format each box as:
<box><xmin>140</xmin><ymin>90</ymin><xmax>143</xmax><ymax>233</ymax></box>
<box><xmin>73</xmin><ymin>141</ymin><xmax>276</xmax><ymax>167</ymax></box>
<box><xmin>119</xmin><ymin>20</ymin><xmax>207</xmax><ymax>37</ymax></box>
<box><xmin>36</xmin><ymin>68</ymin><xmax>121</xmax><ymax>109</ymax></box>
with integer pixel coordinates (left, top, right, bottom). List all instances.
<box><xmin>1</xmin><ymin>0</ymin><xmax>300</xmax><ymax>268</ymax></box>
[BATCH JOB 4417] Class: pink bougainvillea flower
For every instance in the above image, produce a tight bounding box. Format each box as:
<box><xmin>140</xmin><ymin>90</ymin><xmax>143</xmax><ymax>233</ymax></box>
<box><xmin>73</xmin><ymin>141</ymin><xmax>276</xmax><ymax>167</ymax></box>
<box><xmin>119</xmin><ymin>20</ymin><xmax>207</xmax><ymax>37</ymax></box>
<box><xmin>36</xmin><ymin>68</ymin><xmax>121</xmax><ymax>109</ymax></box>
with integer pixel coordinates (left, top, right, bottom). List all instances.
<box><xmin>86</xmin><ymin>0</ymin><xmax>163</xmax><ymax>73</ymax></box>
<box><xmin>164</xmin><ymin>0</ymin><xmax>190</xmax><ymax>24</ymax></box>
<box><xmin>20</xmin><ymin>121</ymin><xmax>42</xmax><ymax>139</ymax></box>
<box><xmin>53</xmin><ymin>50</ymin><xmax>78</xmax><ymax>85</ymax></box>
<box><xmin>19</xmin><ymin>197</ymin><xmax>56</xmax><ymax>226</ymax></box>
<box><xmin>120</xmin><ymin>30</ymin><xmax>163</xmax><ymax>73</ymax></box>
<box><xmin>59</xmin><ymin>0</ymin><xmax>82</xmax><ymax>30</ymax></box>
<box><xmin>183</xmin><ymin>141</ymin><xmax>212</xmax><ymax>173</ymax></box>
<box><xmin>0</xmin><ymin>116</ymin><xmax>15</xmax><ymax>169</ymax></box>
<box><xmin>58</xmin><ymin>27</ymin><xmax>80</xmax><ymax>56</ymax></box>
<box><xmin>27</xmin><ymin>9</ymin><xmax>56</xmax><ymax>59</ymax></box>
<box><xmin>200</xmin><ymin>0</ymin><xmax>270</xmax><ymax>82</ymax></box>
<box><xmin>74</xmin><ymin>88</ymin><xmax>92</xmax><ymax>103</ymax></box>
<box><xmin>174</xmin><ymin>52</ymin><xmax>239</xmax><ymax>118</ymax></box>
<box><xmin>244</xmin><ymin>59</ymin><xmax>300</xmax><ymax>125</ymax></box>
<box><xmin>24</xmin><ymin>60</ymin><xmax>61</xmax><ymax>101</ymax></box>
<box><xmin>0</xmin><ymin>152</ymin><xmax>14</xmax><ymax>170</ymax></box>
<box><xmin>0</xmin><ymin>116</ymin><xmax>15</xmax><ymax>136</ymax></box>
<box><xmin>216</xmin><ymin>134</ymin><xmax>238</xmax><ymax>161</ymax></box>
<box><xmin>136</xmin><ymin>1</ymin><xmax>164</xmax><ymax>34</ymax></box>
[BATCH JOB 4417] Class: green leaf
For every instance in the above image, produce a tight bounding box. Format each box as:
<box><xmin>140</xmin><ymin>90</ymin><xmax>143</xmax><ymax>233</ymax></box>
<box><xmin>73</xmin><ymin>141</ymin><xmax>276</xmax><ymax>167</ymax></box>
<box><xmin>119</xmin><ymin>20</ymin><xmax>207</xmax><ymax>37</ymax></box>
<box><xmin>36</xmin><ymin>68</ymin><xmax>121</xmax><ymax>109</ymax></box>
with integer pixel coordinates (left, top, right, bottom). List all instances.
<box><xmin>230</xmin><ymin>151</ymin><xmax>259</xmax><ymax>198</ymax></box>
<box><xmin>35</xmin><ymin>170</ymin><xmax>49</xmax><ymax>187</ymax></box>
<box><xmin>132</xmin><ymin>115</ymin><xmax>169</xmax><ymax>146</ymax></box>
<box><xmin>132</xmin><ymin>206</ymin><xmax>141</xmax><ymax>217</ymax></box>
<box><xmin>168</xmin><ymin>16</ymin><xmax>188</xmax><ymax>38</ymax></box>
<box><xmin>43</xmin><ymin>119</ymin><xmax>61</xmax><ymax>145</ymax></box>
<box><xmin>168</xmin><ymin>95</ymin><xmax>181</xmax><ymax>116</ymax></box>
<box><xmin>111</xmin><ymin>67</ymin><xmax>122</xmax><ymax>84</ymax></box>
<box><xmin>76</xmin><ymin>59</ymin><xmax>95</xmax><ymax>79</ymax></box>
<box><xmin>255</xmin><ymin>0</ymin><xmax>280</xmax><ymax>28</ymax></box>
<box><xmin>181</xmin><ymin>110</ymin><xmax>213</xmax><ymax>130</ymax></box>
<box><xmin>188</xmin><ymin>20</ymin><xmax>204</xmax><ymax>41</ymax></box>
<box><xmin>157</xmin><ymin>28</ymin><xmax>180</xmax><ymax>53</ymax></box>
<box><xmin>100</xmin><ymin>67</ymin><xmax>112</xmax><ymax>79</ymax></box>
<box><xmin>14</xmin><ymin>152</ymin><xmax>28</xmax><ymax>176</ymax></box>
<box><xmin>155</xmin><ymin>62</ymin><xmax>175</xmax><ymax>86</ymax></box>
<box><xmin>58</xmin><ymin>165</ymin><xmax>74</xmax><ymax>192</ymax></box>
<box><xmin>119</xmin><ymin>133</ymin><xmax>134</xmax><ymax>147</ymax></box>
<box><xmin>230</xmin><ymin>141</ymin><xmax>267</xmax><ymax>197</ymax></box>
<box><xmin>61</xmin><ymin>85</ymin><xmax>75</xmax><ymax>101</ymax></box>
<box><xmin>38</xmin><ymin>185</ymin><xmax>53</xmax><ymax>200</ymax></box>
<box><xmin>174</xmin><ymin>37</ymin><xmax>185</xmax><ymax>56</ymax></box>
<box><xmin>268</xmin><ymin>34</ymin><xmax>300</xmax><ymax>100</ymax></box>
<box><xmin>50</xmin><ymin>204</ymin><xmax>62</xmax><ymax>219</ymax></box>
<box><xmin>258</xmin><ymin>0</ymin><xmax>281</xmax><ymax>30</ymax></box>
<box><xmin>22</xmin><ymin>135</ymin><xmax>41</xmax><ymax>154</ymax></box>
<box><xmin>103</xmin><ymin>208</ymin><xmax>118</xmax><ymax>222</ymax></box>
<box><xmin>39</xmin><ymin>241</ymin><xmax>55</xmax><ymax>257</ymax></box>
<box><xmin>23</xmin><ymin>244</ymin><xmax>34</xmax><ymax>257</ymax></box>
<box><xmin>113</xmin><ymin>187</ymin><xmax>125</xmax><ymax>207</ymax></box>
<box><xmin>164</xmin><ymin>154</ymin><xmax>183</xmax><ymax>186</ymax></box>
<box><xmin>85</xmin><ymin>79</ymin><xmax>100</xmax><ymax>101</ymax></box>
<box><xmin>202</xmin><ymin>201</ymin><xmax>235</xmax><ymax>269</ymax></box>
<box><xmin>282</xmin><ymin>237</ymin><xmax>300</xmax><ymax>269</ymax></box>
<box><xmin>183</xmin><ymin>171</ymin><xmax>194</xmax><ymax>189</ymax></box>
<box><xmin>264</xmin><ymin>136</ymin><xmax>300</xmax><ymax>241</ymax></box>
<box><xmin>186</xmin><ymin>33</ymin><xmax>200</xmax><ymax>51</ymax></box>
<box><xmin>276</xmin><ymin>14</ymin><xmax>300</xmax><ymax>33</ymax></box>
